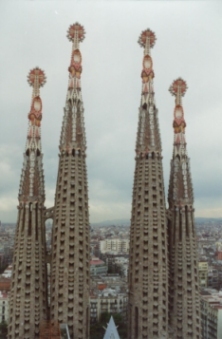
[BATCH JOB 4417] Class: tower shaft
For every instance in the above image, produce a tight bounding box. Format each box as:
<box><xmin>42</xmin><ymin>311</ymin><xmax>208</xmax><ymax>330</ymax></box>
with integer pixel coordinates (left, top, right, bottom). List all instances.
<box><xmin>128</xmin><ymin>30</ymin><xmax>168</xmax><ymax>339</ymax></box>
<box><xmin>8</xmin><ymin>68</ymin><xmax>48</xmax><ymax>339</ymax></box>
<box><xmin>168</xmin><ymin>79</ymin><xmax>201</xmax><ymax>338</ymax></box>
<box><xmin>50</xmin><ymin>23</ymin><xmax>90</xmax><ymax>339</ymax></box>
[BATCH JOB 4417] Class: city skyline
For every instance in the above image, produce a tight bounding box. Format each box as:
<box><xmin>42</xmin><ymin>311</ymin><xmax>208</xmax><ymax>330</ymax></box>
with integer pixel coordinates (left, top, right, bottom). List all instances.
<box><xmin>0</xmin><ymin>2</ymin><xmax>222</xmax><ymax>223</ymax></box>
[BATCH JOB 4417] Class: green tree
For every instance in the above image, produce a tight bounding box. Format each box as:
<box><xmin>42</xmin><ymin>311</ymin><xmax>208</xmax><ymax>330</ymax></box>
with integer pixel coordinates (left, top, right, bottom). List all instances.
<box><xmin>0</xmin><ymin>262</ymin><xmax>8</xmax><ymax>274</ymax></box>
<box><xmin>0</xmin><ymin>320</ymin><xmax>8</xmax><ymax>339</ymax></box>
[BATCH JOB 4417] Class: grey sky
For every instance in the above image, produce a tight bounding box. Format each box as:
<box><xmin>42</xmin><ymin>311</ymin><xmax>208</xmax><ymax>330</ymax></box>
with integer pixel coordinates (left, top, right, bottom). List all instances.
<box><xmin>0</xmin><ymin>2</ymin><xmax>222</xmax><ymax>223</ymax></box>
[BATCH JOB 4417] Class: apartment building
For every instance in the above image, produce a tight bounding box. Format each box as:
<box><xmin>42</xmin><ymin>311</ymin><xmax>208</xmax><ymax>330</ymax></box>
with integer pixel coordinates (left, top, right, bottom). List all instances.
<box><xmin>0</xmin><ymin>291</ymin><xmax>9</xmax><ymax>323</ymax></box>
<box><xmin>100</xmin><ymin>239</ymin><xmax>129</xmax><ymax>254</ymax></box>
<box><xmin>90</xmin><ymin>289</ymin><xmax>127</xmax><ymax>322</ymax></box>
<box><xmin>201</xmin><ymin>289</ymin><xmax>222</xmax><ymax>339</ymax></box>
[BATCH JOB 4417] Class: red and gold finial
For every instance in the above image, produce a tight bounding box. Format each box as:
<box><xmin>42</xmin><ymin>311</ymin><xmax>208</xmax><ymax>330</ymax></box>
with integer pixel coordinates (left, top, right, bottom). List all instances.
<box><xmin>139</xmin><ymin>29</ymin><xmax>156</xmax><ymax>96</ymax></box>
<box><xmin>169</xmin><ymin>78</ymin><xmax>187</xmax><ymax>97</ymax></box>
<box><xmin>67</xmin><ymin>23</ymin><xmax>85</xmax><ymax>43</ymax></box>
<box><xmin>67</xmin><ymin>23</ymin><xmax>85</xmax><ymax>92</ymax></box>
<box><xmin>170</xmin><ymin>78</ymin><xmax>187</xmax><ymax>138</ymax></box>
<box><xmin>27</xmin><ymin>68</ymin><xmax>46</xmax><ymax>129</ymax></box>
<box><xmin>27</xmin><ymin>67</ymin><xmax>46</xmax><ymax>88</ymax></box>
<box><xmin>138</xmin><ymin>29</ymin><xmax>156</xmax><ymax>48</ymax></box>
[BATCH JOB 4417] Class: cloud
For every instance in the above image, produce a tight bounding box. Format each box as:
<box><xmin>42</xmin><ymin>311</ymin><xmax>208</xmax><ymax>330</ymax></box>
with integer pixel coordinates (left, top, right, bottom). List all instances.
<box><xmin>0</xmin><ymin>2</ymin><xmax>222</xmax><ymax>222</ymax></box>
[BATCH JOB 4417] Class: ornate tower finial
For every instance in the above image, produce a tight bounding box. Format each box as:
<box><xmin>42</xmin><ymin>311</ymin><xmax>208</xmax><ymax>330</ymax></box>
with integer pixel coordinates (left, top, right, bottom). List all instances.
<box><xmin>67</xmin><ymin>23</ymin><xmax>85</xmax><ymax>94</ymax></box>
<box><xmin>67</xmin><ymin>22</ymin><xmax>85</xmax><ymax>44</ymax></box>
<box><xmin>27</xmin><ymin>67</ymin><xmax>46</xmax><ymax>97</ymax></box>
<box><xmin>169</xmin><ymin>77</ymin><xmax>187</xmax><ymax>105</ymax></box>
<box><xmin>169</xmin><ymin>78</ymin><xmax>187</xmax><ymax>151</ymax></box>
<box><xmin>138</xmin><ymin>29</ymin><xmax>156</xmax><ymax>54</ymax></box>
<box><xmin>138</xmin><ymin>29</ymin><xmax>156</xmax><ymax>104</ymax></box>
<box><xmin>59</xmin><ymin>23</ymin><xmax>87</xmax><ymax>154</ymax></box>
<box><xmin>26</xmin><ymin>67</ymin><xmax>46</xmax><ymax>152</ymax></box>
<box><xmin>135</xmin><ymin>29</ymin><xmax>162</xmax><ymax>156</ymax></box>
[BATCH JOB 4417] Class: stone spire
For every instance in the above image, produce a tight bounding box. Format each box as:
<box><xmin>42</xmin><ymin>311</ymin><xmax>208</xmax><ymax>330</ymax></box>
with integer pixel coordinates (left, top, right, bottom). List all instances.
<box><xmin>103</xmin><ymin>316</ymin><xmax>120</xmax><ymax>339</ymax></box>
<box><xmin>8</xmin><ymin>68</ymin><xmax>48</xmax><ymax>339</ymax></box>
<box><xmin>128</xmin><ymin>29</ymin><xmax>168</xmax><ymax>339</ymax></box>
<box><xmin>60</xmin><ymin>22</ymin><xmax>86</xmax><ymax>154</ymax></box>
<box><xmin>136</xmin><ymin>29</ymin><xmax>162</xmax><ymax>155</ymax></box>
<box><xmin>50</xmin><ymin>23</ymin><xmax>90</xmax><ymax>339</ymax></box>
<box><xmin>168</xmin><ymin>79</ymin><xmax>201</xmax><ymax>338</ymax></box>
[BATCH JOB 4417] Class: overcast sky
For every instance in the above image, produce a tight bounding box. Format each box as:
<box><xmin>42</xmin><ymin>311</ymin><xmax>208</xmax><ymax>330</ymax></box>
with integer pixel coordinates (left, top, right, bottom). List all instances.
<box><xmin>0</xmin><ymin>1</ymin><xmax>222</xmax><ymax>223</ymax></box>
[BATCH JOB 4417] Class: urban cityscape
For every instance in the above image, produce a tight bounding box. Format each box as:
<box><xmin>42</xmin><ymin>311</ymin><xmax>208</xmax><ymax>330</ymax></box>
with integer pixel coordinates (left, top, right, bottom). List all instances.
<box><xmin>1</xmin><ymin>219</ymin><xmax>222</xmax><ymax>338</ymax></box>
<box><xmin>0</xmin><ymin>3</ymin><xmax>222</xmax><ymax>339</ymax></box>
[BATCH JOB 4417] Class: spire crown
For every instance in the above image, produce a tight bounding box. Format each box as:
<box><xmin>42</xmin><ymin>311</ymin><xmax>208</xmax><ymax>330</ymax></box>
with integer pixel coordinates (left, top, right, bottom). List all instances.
<box><xmin>168</xmin><ymin>78</ymin><xmax>194</xmax><ymax>205</ymax></box>
<box><xmin>136</xmin><ymin>28</ymin><xmax>162</xmax><ymax>154</ymax></box>
<box><xmin>139</xmin><ymin>29</ymin><xmax>156</xmax><ymax>102</ymax></box>
<box><xmin>169</xmin><ymin>77</ymin><xmax>187</xmax><ymax>106</ymax></box>
<box><xmin>170</xmin><ymin>78</ymin><xmax>187</xmax><ymax>151</ymax></box>
<box><xmin>60</xmin><ymin>23</ymin><xmax>87</xmax><ymax>152</ymax></box>
<box><xmin>138</xmin><ymin>29</ymin><xmax>156</xmax><ymax>55</ymax></box>
<box><xmin>67</xmin><ymin>23</ymin><xmax>85</xmax><ymax>43</ymax></box>
<box><xmin>67</xmin><ymin>23</ymin><xmax>85</xmax><ymax>95</ymax></box>
<box><xmin>26</xmin><ymin>68</ymin><xmax>46</xmax><ymax>151</ymax></box>
<box><xmin>27</xmin><ymin>67</ymin><xmax>46</xmax><ymax>98</ymax></box>
<box><xmin>67</xmin><ymin>23</ymin><xmax>85</xmax><ymax>52</ymax></box>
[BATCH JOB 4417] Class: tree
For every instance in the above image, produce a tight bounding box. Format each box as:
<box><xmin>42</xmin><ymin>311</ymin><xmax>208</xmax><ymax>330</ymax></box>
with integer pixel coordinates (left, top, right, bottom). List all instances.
<box><xmin>0</xmin><ymin>320</ymin><xmax>8</xmax><ymax>338</ymax></box>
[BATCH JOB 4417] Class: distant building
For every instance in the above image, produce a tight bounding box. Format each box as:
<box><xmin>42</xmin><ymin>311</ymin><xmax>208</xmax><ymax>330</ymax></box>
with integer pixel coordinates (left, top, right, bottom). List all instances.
<box><xmin>0</xmin><ymin>276</ymin><xmax>11</xmax><ymax>292</ymax></box>
<box><xmin>90</xmin><ymin>258</ymin><xmax>108</xmax><ymax>276</ymax></box>
<box><xmin>97</xmin><ymin>282</ymin><xmax>107</xmax><ymax>291</ymax></box>
<box><xmin>0</xmin><ymin>291</ymin><xmax>9</xmax><ymax>323</ymax></box>
<box><xmin>2</xmin><ymin>265</ymin><xmax>12</xmax><ymax>278</ymax></box>
<box><xmin>199</xmin><ymin>260</ymin><xmax>209</xmax><ymax>287</ymax></box>
<box><xmin>100</xmin><ymin>239</ymin><xmax>129</xmax><ymax>254</ymax></box>
<box><xmin>91</xmin><ymin>274</ymin><xmax>127</xmax><ymax>295</ymax></box>
<box><xmin>100</xmin><ymin>254</ymin><xmax>128</xmax><ymax>277</ymax></box>
<box><xmin>90</xmin><ymin>289</ymin><xmax>127</xmax><ymax>323</ymax></box>
<box><xmin>208</xmin><ymin>266</ymin><xmax>219</xmax><ymax>290</ymax></box>
<box><xmin>201</xmin><ymin>289</ymin><xmax>222</xmax><ymax>339</ymax></box>
<box><xmin>114</xmin><ymin>256</ymin><xmax>128</xmax><ymax>277</ymax></box>
<box><xmin>208</xmin><ymin>265</ymin><xmax>222</xmax><ymax>291</ymax></box>
<box><xmin>217</xmin><ymin>251</ymin><xmax>222</xmax><ymax>261</ymax></box>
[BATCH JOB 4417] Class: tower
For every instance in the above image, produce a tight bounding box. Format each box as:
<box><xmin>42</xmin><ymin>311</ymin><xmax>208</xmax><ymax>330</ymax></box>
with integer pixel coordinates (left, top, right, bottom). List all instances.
<box><xmin>50</xmin><ymin>23</ymin><xmax>90</xmax><ymax>339</ymax></box>
<box><xmin>128</xmin><ymin>29</ymin><xmax>168</xmax><ymax>339</ymax></box>
<box><xmin>103</xmin><ymin>316</ymin><xmax>120</xmax><ymax>339</ymax></box>
<box><xmin>168</xmin><ymin>79</ymin><xmax>201</xmax><ymax>338</ymax></box>
<box><xmin>8</xmin><ymin>68</ymin><xmax>48</xmax><ymax>339</ymax></box>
